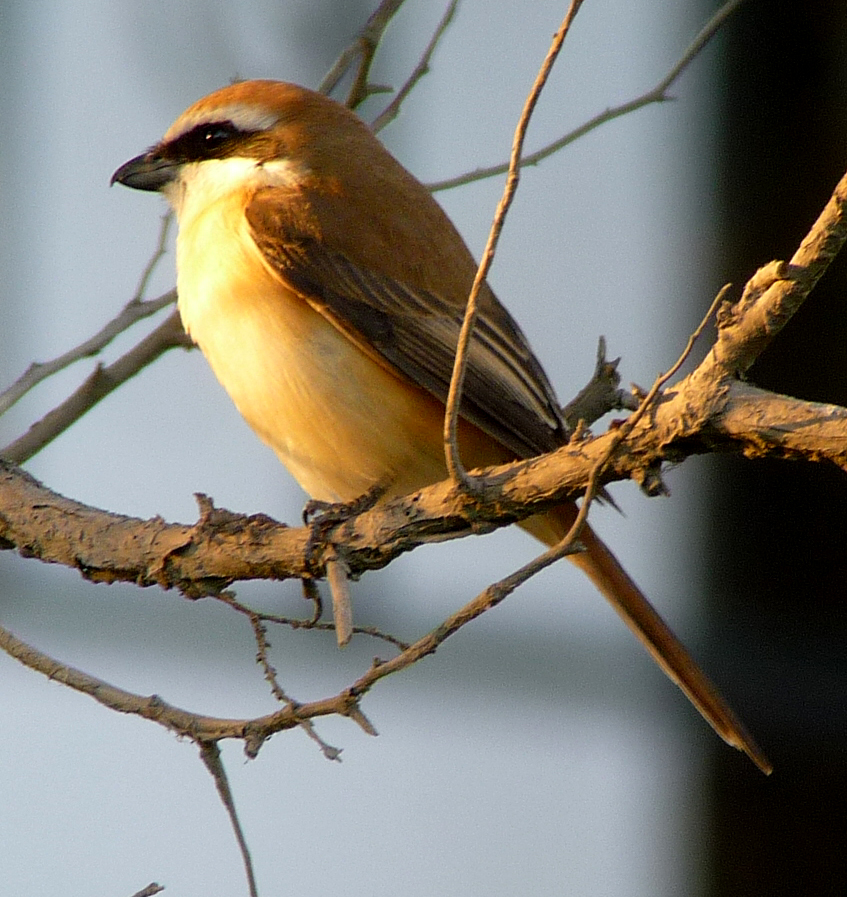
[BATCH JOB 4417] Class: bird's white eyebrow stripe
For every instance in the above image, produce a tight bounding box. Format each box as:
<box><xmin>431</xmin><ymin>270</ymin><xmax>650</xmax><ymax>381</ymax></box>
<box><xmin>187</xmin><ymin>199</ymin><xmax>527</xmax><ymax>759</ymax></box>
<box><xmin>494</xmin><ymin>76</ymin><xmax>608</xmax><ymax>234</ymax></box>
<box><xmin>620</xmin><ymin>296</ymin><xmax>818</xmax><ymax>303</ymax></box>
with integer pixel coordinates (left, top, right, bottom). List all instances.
<box><xmin>167</xmin><ymin>103</ymin><xmax>280</xmax><ymax>140</ymax></box>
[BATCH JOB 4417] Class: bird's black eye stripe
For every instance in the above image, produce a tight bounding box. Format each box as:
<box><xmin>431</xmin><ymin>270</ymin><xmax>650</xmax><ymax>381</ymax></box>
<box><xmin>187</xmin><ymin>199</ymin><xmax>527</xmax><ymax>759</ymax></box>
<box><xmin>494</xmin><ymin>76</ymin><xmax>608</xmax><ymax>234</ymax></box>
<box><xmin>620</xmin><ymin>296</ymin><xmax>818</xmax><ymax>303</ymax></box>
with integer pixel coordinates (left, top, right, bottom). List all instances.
<box><xmin>161</xmin><ymin>120</ymin><xmax>257</xmax><ymax>163</ymax></box>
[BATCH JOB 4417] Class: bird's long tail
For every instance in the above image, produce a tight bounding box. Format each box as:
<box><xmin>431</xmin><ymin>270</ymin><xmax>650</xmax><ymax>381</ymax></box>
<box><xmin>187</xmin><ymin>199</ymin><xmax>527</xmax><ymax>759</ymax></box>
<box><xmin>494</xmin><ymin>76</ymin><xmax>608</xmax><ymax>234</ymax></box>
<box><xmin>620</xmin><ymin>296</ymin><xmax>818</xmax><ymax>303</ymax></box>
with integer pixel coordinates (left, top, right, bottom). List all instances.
<box><xmin>523</xmin><ymin>503</ymin><xmax>772</xmax><ymax>774</ymax></box>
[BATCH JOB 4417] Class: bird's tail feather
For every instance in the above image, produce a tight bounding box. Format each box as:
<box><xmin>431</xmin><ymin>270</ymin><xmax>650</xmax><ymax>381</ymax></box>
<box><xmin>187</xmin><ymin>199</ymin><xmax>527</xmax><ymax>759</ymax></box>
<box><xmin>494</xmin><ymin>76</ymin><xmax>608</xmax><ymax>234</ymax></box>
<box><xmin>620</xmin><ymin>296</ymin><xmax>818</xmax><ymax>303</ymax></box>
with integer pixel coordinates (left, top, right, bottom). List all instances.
<box><xmin>522</xmin><ymin>503</ymin><xmax>772</xmax><ymax>774</ymax></box>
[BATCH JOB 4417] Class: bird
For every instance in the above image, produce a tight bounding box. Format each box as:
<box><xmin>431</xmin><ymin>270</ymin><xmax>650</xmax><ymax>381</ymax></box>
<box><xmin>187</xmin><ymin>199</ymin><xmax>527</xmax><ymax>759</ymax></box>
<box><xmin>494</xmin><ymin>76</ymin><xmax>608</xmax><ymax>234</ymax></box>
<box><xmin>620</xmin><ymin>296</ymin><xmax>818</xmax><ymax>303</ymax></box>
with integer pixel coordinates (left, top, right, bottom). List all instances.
<box><xmin>112</xmin><ymin>79</ymin><xmax>770</xmax><ymax>773</ymax></box>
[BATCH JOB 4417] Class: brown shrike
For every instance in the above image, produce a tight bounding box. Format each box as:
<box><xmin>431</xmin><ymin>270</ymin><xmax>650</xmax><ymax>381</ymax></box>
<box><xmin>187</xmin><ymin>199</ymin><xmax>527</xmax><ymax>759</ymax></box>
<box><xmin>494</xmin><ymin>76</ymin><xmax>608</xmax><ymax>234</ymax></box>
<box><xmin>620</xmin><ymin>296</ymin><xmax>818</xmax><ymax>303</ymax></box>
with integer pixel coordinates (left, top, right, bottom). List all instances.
<box><xmin>113</xmin><ymin>80</ymin><xmax>769</xmax><ymax>773</ymax></box>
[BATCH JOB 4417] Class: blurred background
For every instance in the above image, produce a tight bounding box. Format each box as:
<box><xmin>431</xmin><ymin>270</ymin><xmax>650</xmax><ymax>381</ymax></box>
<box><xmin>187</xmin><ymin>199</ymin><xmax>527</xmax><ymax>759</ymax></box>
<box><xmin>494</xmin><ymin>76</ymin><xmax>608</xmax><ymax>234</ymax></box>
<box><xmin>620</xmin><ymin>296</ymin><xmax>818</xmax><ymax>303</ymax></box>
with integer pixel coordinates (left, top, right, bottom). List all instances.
<box><xmin>0</xmin><ymin>1</ymin><xmax>845</xmax><ymax>894</ymax></box>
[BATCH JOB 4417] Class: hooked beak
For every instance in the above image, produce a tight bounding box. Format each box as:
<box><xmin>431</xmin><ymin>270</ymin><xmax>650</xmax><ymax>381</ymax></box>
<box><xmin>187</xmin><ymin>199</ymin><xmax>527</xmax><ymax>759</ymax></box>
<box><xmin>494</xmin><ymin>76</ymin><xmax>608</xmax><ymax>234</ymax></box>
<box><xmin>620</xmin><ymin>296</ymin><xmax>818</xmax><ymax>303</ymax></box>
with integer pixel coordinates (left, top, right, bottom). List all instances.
<box><xmin>111</xmin><ymin>150</ymin><xmax>179</xmax><ymax>192</ymax></box>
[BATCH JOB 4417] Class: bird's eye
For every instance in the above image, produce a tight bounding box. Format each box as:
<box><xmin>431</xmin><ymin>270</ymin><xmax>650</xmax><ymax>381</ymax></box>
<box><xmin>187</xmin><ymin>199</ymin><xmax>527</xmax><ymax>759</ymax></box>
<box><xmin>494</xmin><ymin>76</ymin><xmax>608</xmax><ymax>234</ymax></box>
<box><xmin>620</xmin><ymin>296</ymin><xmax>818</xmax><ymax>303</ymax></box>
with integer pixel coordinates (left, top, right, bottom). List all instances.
<box><xmin>165</xmin><ymin>120</ymin><xmax>250</xmax><ymax>163</ymax></box>
<box><xmin>202</xmin><ymin>125</ymin><xmax>236</xmax><ymax>149</ymax></box>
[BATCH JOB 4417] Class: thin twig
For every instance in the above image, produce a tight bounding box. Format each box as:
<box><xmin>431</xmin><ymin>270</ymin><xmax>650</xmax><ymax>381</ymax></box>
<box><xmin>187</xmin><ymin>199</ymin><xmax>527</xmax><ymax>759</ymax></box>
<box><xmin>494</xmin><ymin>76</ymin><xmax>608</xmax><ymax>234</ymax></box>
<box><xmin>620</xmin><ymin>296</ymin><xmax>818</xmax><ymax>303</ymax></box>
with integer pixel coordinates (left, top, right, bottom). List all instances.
<box><xmin>247</xmin><ymin>610</ymin><xmax>342</xmax><ymax>761</ymax></box>
<box><xmin>131</xmin><ymin>214</ymin><xmax>174</xmax><ymax>302</ymax></box>
<box><xmin>128</xmin><ymin>884</ymin><xmax>164</xmax><ymax>897</ymax></box>
<box><xmin>443</xmin><ymin>0</ymin><xmax>584</xmax><ymax>489</ymax></box>
<box><xmin>0</xmin><ymin>213</ymin><xmax>174</xmax><ymax>417</ymax></box>
<box><xmin>593</xmin><ymin>286</ymin><xmax>729</xmax><ymax>466</ymax></box>
<box><xmin>198</xmin><ymin>741</ymin><xmax>259</xmax><ymax>897</ymax></box>
<box><xmin>344</xmin><ymin>527</ymin><xmax>589</xmax><ymax>696</ymax></box>
<box><xmin>2</xmin><ymin>310</ymin><xmax>191</xmax><ymax>463</ymax></box>
<box><xmin>371</xmin><ymin>0</ymin><xmax>459</xmax><ymax>133</ymax></box>
<box><xmin>428</xmin><ymin>0</ymin><xmax>749</xmax><ymax>192</ymax></box>
<box><xmin>210</xmin><ymin>589</ymin><xmax>409</xmax><ymax>652</ymax></box>
<box><xmin>318</xmin><ymin>0</ymin><xmax>406</xmax><ymax>107</ymax></box>
<box><xmin>0</xmin><ymin>292</ymin><xmax>175</xmax><ymax>419</ymax></box>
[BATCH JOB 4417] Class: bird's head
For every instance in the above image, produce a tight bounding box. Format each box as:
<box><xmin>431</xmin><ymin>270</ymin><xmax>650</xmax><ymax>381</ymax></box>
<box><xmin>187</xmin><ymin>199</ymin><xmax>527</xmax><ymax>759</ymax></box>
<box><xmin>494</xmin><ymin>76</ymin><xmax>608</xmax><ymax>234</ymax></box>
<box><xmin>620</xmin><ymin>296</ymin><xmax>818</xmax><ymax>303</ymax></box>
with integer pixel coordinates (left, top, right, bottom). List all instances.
<box><xmin>111</xmin><ymin>80</ymin><xmax>377</xmax><ymax>217</ymax></box>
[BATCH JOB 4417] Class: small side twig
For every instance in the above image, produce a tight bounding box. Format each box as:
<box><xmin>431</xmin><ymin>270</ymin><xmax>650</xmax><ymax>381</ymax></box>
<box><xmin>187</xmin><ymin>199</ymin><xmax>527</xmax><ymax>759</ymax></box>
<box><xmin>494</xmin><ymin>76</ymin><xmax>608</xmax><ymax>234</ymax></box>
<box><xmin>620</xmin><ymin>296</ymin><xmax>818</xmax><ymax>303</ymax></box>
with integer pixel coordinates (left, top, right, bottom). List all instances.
<box><xmin>598</xmin><ymin>286</ymin><xmax>729</xmax><ymax>456</ymax></box>
<box><xmin>371</xmin><ymin>0</ymin><xmax>459</xmax><ymax>133</ymax></box>
<box><xmin>318</xmin><ymin>0</ymin><xmax>406</xmax><ymax>107</ymax></box>
<box><xmin>248</xmin><ymin>610</ymin><xmax>342</xmax><ymax>761</ymax></box>
<box><xmin>198</xmin><ymin>741</ymin><xmax>259</xmax><ymax>897</ymax></box>
<box><xmin>326</xmin><ymin>554</ymin><xmax>354</xmax><ymax>647</ymax></box>
<box><xmin>131</xmin><ymin>214</ymin><xmax>174</xmax><ymax>302</ymax></box>
<box><xmin>561</xmin><ymin>336</ymin><xmax>639</xmax><ymax>429</ymax></box>
<box><xmin>128</xmin><ymin>884</ymin><xmax>164</xmax><ymax>897</ymax></box>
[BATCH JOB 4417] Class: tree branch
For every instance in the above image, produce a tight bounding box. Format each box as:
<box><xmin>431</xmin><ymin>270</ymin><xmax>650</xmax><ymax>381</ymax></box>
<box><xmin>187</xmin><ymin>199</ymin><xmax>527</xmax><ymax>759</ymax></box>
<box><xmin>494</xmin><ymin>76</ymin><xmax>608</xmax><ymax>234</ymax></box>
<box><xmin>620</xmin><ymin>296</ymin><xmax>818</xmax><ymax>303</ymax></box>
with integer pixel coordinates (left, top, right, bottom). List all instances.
<box><xmin>2</xmin><ymin>310</ymin><xmax>191</xmax><ymax>464</ymax></box>
<box><xmin>318</xmin><ymin>0</ymin><xmax>406</xmax><ymax>107</ymax></box>
<box><xmin>707</xmin><ymin>167</ymin><xmax>847</xmax><ymax>377</ymax></box>
<box><xmin>3</xmin><ymin>340</ymin><xmax>846</xmax><ymax>600</ymax></box>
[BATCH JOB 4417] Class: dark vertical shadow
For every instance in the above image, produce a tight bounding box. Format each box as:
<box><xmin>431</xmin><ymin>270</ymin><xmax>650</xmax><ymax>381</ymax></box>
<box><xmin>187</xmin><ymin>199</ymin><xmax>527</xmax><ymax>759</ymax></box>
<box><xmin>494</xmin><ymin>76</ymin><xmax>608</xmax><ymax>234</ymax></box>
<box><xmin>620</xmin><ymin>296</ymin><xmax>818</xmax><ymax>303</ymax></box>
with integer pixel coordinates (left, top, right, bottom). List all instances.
<box><xmin>705</xmin><ymin>2</ymin><xmax>847</xmax><ymax>894</ymax></box>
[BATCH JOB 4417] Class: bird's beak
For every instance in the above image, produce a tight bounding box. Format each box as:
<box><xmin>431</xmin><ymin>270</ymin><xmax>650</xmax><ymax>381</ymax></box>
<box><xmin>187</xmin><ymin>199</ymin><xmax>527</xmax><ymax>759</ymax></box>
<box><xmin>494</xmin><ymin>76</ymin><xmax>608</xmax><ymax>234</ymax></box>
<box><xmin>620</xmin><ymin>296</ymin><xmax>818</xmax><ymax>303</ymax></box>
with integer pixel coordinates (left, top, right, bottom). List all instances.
<box><xmin>111</xmin><ymin>151</ymin><xmax>179</xmax><ymax>192</ymax></box>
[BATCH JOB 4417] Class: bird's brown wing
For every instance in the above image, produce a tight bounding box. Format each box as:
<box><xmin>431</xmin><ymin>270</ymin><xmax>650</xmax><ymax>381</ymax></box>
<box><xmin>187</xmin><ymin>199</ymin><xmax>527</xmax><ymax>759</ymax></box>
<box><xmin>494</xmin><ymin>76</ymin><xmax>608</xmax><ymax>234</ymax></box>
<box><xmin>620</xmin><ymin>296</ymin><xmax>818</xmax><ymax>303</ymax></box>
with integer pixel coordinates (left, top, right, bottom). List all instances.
<box><xmin>245</xmin><ymin>184</ymin><xmax>772</xmax><ymax>776</ymax></box>
<box><xmin>247</xmin><ymin>194</ymin><xmax>568</xmax><ymax>461</ymax></box>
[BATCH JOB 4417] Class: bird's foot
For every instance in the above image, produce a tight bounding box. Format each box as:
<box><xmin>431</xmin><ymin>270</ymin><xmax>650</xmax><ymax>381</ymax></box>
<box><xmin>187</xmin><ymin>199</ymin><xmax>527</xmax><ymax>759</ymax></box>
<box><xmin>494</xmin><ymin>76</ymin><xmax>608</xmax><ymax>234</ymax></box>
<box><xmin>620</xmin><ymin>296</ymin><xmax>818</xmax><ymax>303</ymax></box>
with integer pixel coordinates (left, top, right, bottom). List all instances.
<box><xmin>302</xmin><ymin>481</ymin><xmax>387</xmax><ymax>527</ymax></box>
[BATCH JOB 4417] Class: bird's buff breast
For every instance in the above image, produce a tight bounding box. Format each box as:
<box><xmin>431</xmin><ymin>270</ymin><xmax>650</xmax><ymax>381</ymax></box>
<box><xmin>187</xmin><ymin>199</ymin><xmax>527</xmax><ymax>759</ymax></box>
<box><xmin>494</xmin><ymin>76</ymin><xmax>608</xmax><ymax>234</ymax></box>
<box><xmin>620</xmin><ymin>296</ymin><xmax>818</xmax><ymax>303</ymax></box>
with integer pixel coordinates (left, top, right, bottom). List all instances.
<box><xmin>175</xmin><ymin>197</ymin><xmax>451</xmax><ymax>502</ymax></box>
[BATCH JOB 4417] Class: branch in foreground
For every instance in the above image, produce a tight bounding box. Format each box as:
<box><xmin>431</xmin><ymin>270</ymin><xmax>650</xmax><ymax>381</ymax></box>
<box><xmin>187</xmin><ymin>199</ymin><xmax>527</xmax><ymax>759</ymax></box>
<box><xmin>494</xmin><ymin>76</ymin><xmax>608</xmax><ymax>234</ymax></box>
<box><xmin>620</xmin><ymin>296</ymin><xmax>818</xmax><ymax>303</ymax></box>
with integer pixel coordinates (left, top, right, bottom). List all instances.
<box><xmin>2</xmin><ymin>374</ymin><xmax>846</xmax><ymax>597</ymax></box>
<box><xmin>0</xmin><ymin>333</ymin><xmax>636</xmax><ymax>591</ymax></box>
<box><xmin>3</xmin><ymin>152</ymin><xmax>847</xmax><ymax>581</ymax></box>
